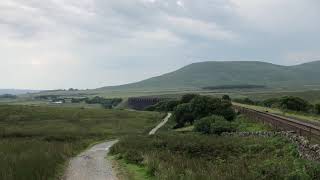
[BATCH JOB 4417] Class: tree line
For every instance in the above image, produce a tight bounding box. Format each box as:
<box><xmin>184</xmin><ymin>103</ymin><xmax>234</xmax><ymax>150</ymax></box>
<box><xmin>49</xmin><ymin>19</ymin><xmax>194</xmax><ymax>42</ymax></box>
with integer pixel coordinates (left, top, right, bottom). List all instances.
<box><xmin>146</xmin><ymin>94</ymin><xmax>237</xmax><ymax>134</ymax></box>
<box><xmin>234</xmin><ymin>96</ymin><xmax>320</xmax><ymax>115</ymax></box>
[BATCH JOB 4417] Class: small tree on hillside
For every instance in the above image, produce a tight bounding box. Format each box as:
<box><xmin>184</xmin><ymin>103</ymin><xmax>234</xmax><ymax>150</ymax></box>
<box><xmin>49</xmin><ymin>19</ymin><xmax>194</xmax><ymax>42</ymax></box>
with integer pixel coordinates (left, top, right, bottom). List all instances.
<box><xmin>222</xmin><ymin>95</ymin><xmax>231</xmax><ymax>101</ymax></box>
<box><xmin>173</xmin><ymin>103</ymin><xmax>194</xmax><ymax>128</ymax></box>
<box><xmin>194</xmin><ymin>115</ymin><xmax>235</xmax><ymax>135</ymax></box>
<box><xmin>316</xmin><ymin>104</ymin><xmax>320</xmax><ymax>114</ymax></box>
<box><xmin>180</xmin><ymin>94</ymin><xmax>199</xmax><ymax>104</ymax></box>
<box><xmin>279</xmin><ymin>96</ymin><xmax>311</xmax><ymax>112</ymax></box>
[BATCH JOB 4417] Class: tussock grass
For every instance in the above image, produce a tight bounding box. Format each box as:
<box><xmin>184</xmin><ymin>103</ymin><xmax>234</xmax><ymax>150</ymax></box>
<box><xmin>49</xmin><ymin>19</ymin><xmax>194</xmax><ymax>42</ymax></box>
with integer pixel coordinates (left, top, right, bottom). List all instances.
<box><xmin>0</xmin><ymin>105</ymin><xmax>162</xmax><ymax>180</ymax></box>
<box><xmin>111</xmin><ymin>133</ymin><xmax>320</xmax><ymax>180</ymax></box>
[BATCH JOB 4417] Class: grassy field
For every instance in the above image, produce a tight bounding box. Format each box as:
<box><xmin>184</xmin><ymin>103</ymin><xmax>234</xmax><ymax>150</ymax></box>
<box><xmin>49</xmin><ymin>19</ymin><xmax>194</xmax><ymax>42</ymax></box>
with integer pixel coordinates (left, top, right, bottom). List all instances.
<box><xmin>111</xmin><ymin>112</ymin><xmax>320</xmax><ymax>180</ymax></box>
<box><xmin>0</xmin><ymin>105</ymin><xmax>163</xmax><ymax>180</ymax></box>
<box><xmin>111</xmin><ymin>133</ymin><xmax>320</xmax><ymax>180</ymax></box>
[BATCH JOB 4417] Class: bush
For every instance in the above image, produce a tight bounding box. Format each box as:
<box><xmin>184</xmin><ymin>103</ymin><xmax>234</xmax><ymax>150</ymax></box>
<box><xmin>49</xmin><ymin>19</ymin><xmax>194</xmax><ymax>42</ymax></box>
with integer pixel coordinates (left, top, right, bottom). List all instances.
<box><xmin>279</xmin><ymin>96</ymin><xmax>311</xmax><ymax>112</ymax></box>
<box><xmin>85</xmin><ymin>96</ymin><xmax>122</xmax><ymax>109</ymax></box>
<box><xmin>171</xmin><ymin>95</ymin><xmax>236</xmax><ymax>128</ymax></box>
<box><xmin>262</xmin><ymin>98</ymin><xmax>281</xmax><ymax>108</ymax></box>
<box><xmin>216</xmin><ymin>107</ymin><xmax>236</xmax><ymax>121</ymax></box>
<box><xmin>222</xmin><ymin>95</ymin><xmax>231</xmax><ymax>101</ymax></box>
<box><xmin>211</xmin><ymin>118</ymin><xmax>236</xmax><ymax>135</ymax></box>
<box><xmin>180</xmin><ymin>94</ymin><xmax>199</xmax><ymax>104</ymax></box>
<box><xmin>194</xmin><ymin>116</ymin><xmax>235</xmax><ymax>135</ymax></box>
<box><xmin>233</xmin><ymin>98</ymin><xmax>257</xmax><ymax>105</ymax></box>
<box><xmin>148</xmin><ymin>100</ymin><xmax>180</xmax><ymax>112</ymax></box>
<box><xmin>173</xmin><ymin>103</ymin><xmax>194</xmax><ymax>128</ymax></box>
<box><xmin>316</xmin><ymin>104</ymin><xmax>320</xmax><ymax>114</ymax></box>
<box><xmin>111</xmin><ymin>134</ymin><xmax>320</xmax><ymax>180</ymax></box>
<box><xmin>0</xmin><ymin>94</ymin><xmax>17</xmax><ymax>99</ymax></box>
<box><xmin>194</xmin><ymin>116</ymin><xmax>216</xmax><ymax>134</ymax></box>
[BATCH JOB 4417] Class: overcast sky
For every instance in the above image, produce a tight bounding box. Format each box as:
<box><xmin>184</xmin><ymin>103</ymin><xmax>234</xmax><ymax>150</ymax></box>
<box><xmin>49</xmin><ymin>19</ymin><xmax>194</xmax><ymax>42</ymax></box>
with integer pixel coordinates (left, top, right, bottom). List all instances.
<box><xmin>1</xmin><ymin>0</ymin><xmax>320</xmax><ymax>89</ymax></box>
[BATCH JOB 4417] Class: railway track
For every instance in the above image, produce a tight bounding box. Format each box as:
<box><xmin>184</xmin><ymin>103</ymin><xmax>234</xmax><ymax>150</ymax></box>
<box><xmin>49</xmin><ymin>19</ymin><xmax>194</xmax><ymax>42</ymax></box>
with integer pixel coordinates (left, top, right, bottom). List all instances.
<box><xmin>234</xmin><ymin>105</ymin><xmax>320</xmax><ymax>142</ymax></box>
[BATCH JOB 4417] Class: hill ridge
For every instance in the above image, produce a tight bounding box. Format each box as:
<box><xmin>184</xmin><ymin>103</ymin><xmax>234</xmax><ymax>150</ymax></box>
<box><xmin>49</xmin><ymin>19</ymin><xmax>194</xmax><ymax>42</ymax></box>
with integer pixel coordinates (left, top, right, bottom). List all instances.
<box><xmin>98</xmin><ymin>60</ymin><xmax>320</xmax><ymax>91</ymax></box>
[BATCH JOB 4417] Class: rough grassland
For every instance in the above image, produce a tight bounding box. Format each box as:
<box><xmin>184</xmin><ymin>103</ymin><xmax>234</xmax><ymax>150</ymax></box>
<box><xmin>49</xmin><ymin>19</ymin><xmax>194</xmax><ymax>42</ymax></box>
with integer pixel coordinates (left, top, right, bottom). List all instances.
<box><xmin>0</xmin><ymin>105</ymin><xmax>163</xmax><ymax>180</ymax></box>
<box><xmin>111</xmin><ymin>133</ymin><xmax>320</xmax><ymax>180</ymax></box>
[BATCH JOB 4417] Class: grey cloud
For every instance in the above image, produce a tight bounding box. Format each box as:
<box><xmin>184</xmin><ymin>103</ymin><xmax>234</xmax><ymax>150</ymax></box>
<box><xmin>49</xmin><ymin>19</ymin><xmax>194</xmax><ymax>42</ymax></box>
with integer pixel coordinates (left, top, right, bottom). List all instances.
<box><xmin>0</xmin><ymin>0</ymin><xmax>319</xmax><ymax>89</ymax></box>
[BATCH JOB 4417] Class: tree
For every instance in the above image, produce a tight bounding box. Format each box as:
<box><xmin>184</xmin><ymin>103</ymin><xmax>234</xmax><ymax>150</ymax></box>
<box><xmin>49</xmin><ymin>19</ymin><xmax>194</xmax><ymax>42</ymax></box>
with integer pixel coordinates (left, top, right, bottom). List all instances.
<box><xmin>194</xmin><ymin>116</ymin><xmax>216</xmax><ymax>134</ymax></box>
<box><xmin>173</xmin><ymin>103</ymin><xmax>194</xmax><ymax>128</ymax></box>
<box><xmin>222</xmin><ymin>95</ymin><xmax>231</xmax><ymax>101</ymax></box>
<box><xmin>315</xmin><ymin>104</ymin><xmax>320</xmax><ymax>114</ymax></box>
<box><xmin>194</xmin><ymin>115</ymin><xmax>235</xmax><ymax>135</ymax></box>
<box><xmin>180</xmin><ymin>94</ymin><xmax>199</xmax><ymax>104</ymax></box>
<box><xmin>233</xmin><ymin>98</ymin><xmax>256</xmax><ymax>105</ymax></box>
<box><xmin>145</xmin><ymin>100</ymin><xmax>180</xmax><ymax>112</ymax></box>
<box><xmin>190</xmin><ymin>96</ymin><xmax>236</xmax><ymax>121</ymax></box>
<box><xmin>279</xmin><ymin>96</ymin><xmax>311</xmax><ymax>112</ymax></box>
<box><xmin>263</xmin><ymin>98</ymin><xmax>280</xmax><ymax>108</ymax></box>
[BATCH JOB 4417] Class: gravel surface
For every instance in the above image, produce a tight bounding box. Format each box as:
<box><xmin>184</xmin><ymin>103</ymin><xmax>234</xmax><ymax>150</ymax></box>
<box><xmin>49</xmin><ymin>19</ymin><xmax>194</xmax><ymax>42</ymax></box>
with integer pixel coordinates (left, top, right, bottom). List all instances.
<box><xmin>149</xmin><ymin>113</ymin><xmax>172</xmax><ymax>135</ymax></box>
<box><xmin>63</xmin><ymin>113</ymin><xmax>171</xmax><ymax>180</ymax></box>
<box><xmin>63</xmin><ymin>140</ymin><xmax>118</xmax><ymax>180</ymax></box>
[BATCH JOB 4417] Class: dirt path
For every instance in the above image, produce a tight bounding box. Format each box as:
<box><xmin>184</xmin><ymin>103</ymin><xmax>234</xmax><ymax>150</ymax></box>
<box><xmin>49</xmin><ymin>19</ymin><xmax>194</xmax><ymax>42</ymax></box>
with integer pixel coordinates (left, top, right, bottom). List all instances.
<box><xmin>149</xmin><ymin>113</ymin><xmax>172</xmax><ymax>135</ymax></box>
<box><xmin>63</xmin><ymin>113</ymin><xmax>171</xmax><ymax>180</ymax></box>
<box><xmin>63</xmin><ymin>140</ymin><xmax>118</xmax><ymax>180</ymax></box>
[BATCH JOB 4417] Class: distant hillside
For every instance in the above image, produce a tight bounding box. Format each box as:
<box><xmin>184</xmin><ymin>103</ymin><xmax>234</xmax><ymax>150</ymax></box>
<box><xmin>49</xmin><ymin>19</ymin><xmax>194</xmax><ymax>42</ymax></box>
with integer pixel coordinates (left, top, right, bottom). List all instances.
<box><xmin>99</xmin><ymin>61</ymin><xmax>320</xmax><ymax>91</ymax></box>
<box><xmin>0</xmin><ymin>89</ymin><xmax>40</xmax><ymax>95</ymax></box>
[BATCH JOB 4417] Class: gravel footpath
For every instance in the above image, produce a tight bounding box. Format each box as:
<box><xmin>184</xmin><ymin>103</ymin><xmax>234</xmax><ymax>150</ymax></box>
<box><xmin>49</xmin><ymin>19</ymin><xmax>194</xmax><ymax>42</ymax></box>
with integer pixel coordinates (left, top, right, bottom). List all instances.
<box><xmin>63</xmin><ymin>113</ymin><xmax>171</xmax><ymax>180</ymax></box>
<box><xmin>149</xmin><ymin>113</ymin><xmax>172</xmax><ymax>135</ymax></box>
<box><xmin>63</xmin><ymin>140</ymin><xmax>118</xmax><ymax>180</ymax></box>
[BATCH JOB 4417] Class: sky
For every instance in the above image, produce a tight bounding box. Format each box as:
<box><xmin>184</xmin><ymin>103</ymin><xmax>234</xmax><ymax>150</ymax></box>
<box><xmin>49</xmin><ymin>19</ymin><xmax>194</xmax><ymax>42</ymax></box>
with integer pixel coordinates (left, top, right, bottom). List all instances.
<box><xmin>1</xmin><ymin>0</ymin><xmax>320</xmax><ymax>90</ymax></box>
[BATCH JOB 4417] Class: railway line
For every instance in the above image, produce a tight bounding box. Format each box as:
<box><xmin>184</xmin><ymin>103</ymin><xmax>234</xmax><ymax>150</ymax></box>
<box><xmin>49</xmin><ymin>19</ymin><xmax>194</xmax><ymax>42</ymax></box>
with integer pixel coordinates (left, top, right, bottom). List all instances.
<box><xmin>234</xmin><ymin>105</ymin><xmax>320</xmax><ymax>142</ymax></box>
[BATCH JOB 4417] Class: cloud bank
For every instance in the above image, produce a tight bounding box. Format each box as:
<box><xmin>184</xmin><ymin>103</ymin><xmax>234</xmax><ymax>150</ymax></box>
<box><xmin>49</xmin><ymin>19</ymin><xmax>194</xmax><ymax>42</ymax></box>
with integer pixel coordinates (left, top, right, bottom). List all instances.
<box><xmin>1</xmin><ymin>0</ymin><xmax>319</xmax><ymax>89</ymax></box>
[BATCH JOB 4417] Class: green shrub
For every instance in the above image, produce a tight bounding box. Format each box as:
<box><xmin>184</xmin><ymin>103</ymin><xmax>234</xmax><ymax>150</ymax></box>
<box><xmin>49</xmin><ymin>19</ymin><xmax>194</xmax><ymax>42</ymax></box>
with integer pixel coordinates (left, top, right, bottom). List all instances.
<box><xmin>214</xmin><ymin>103</ymin><xmax>236</xmax><ymax>121</ymax></box>
<box><xmin>315</xmin><ymin>104</ymin><xmax>320</xmax><ymax>114</ymax></box>
<box><xmin>111</xmin><ymin>134</ymin><xmax>320</xmax><ymax>180</ymax></box>
<box><xmin>171</xmin><ymin>95</ymin><xmax>236</xmax><ymax>128</ymax></box>
<box><xmin>190</xmin><ymin>96</ymin><xmax>235</xmax><ymax>121</ymax></box>
<box><xmin>148</xmin><ymin>100</ymin><xmax>180</xmax><ymax>112</ymax></box>
<box><xmin>194</xmin><ymin>116</ymin><xmax>216</xmax><ymax>134</ymax></box>
<box><xmin>180</xmin><ymin>94</ymin><xmax>199</xmax><ymax>103</ymax></box>
<box><xmin>194</xmin><ymin>116</ymin><xmax>235</xmax><ymax>135</ymax></box>
<box><xmin>279</xmin><ymin>96</ymin><xmax>311</xmax><ymax>112</ymax></box>
<box><xmin>233</xmin><ymin>98</ymin><xmax>257</xmax><ymax>105</ymax></box>
<box><xmin>210</xmin><ymin>118</ymin><xmax>236</xmax><ymax>135</ymax></box>
<box><xmin>262</xmin><ymin>98</ymin><xmax>281</xmax><ymax>108</ymax></box>
<box><xmin>173</xmin><ymin>103</ymin><xmax>194</xmax><ymax>128</ymax></box>
<box><xmin>222</xmin><ymin>95</ymin><xmax>231</xmax><ymax>101</ymax></box>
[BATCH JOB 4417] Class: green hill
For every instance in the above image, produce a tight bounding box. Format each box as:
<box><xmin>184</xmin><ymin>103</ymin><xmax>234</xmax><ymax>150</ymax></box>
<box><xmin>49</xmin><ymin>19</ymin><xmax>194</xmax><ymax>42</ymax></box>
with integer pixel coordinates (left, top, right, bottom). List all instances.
<box><xmin>99</xmin><ymin>61</ymin><xmax>320</xmax><ymax>91</ymax></box>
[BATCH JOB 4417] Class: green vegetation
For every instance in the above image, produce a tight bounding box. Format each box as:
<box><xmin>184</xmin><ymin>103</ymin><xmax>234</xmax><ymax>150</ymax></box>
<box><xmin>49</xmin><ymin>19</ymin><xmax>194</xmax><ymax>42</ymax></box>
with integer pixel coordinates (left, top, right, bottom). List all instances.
<box><xmin>278</xmin><ymin>96</ymin><xmax>312</xmax><ymax>112</ymax></box>
<box><xmin>233</xmin><ymin>115</ymin><xmax>271</xmax><ymax>132</ymax></box>
<box><xmin>145</xmin><ymin>100</ymin><xmax>180</xmax><ymax>112</ymax></box>
<box><xmin>234</xmin><ymin>96</ymin><xmax>320</xmax><ymax>123</ymax></box>
<box><xmin>316</xmin><ymin>104</ymin><xmax>320</xmax><ymax>114</ymax></box>
<box><xmin>84</xmin><ymin>96</ymin><xmax>122</xmax><ymax>109</ymax></box>
<box><xmin>111</xmin><ymin>133</ymin><xmax>320</xmax><ymax>180</ymax></box>
<box><xmin>233</xmin><ymin>102</ymin><xmax>320</xmax><ymax>124</ymax></box>
<box><xmin>112</xmin><ymin>94</ymin><xmax>318</xmax><ymax>180</ymax></box>
<box><xmin>194</xmin><ymin>115</ymin><xmax>235</xmax><ymax>135</ymax></box>
<box><xmin>193</xmin><ymin>114</ymin><xmax>270</xmax><ymax>135</ymax></box>
<box><xmin>239</xmin><ymin>90</ymin><xmax>320</xmax><ymax>104</ymax></box>
<box><xmin>148</xmin><ymin>94</ymin><xmax>236</xmax><ymax>130</ymax></box>
<box><xmin>0</xmin><ymin>105</ymin><xmax>162</xmax><ymax>180</ymax></box>
<box><xmin>111</xmin><ymin>155</ymin><xmax>152</xmax><ymax>180</ymax></box>
<box><xmin>0</xmin><ymin>94</ymin><xmax>17</xmax><ymax>99</ymax></box>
